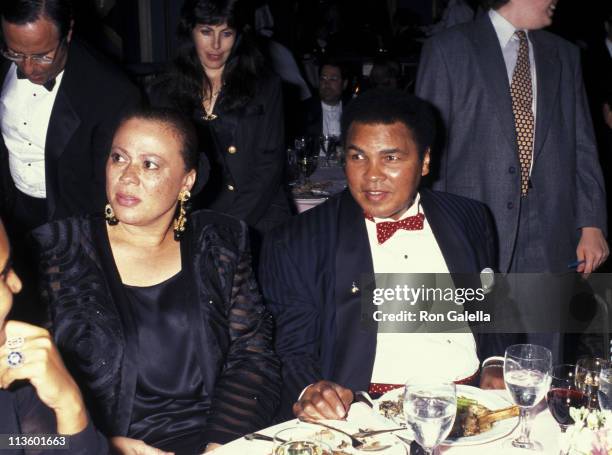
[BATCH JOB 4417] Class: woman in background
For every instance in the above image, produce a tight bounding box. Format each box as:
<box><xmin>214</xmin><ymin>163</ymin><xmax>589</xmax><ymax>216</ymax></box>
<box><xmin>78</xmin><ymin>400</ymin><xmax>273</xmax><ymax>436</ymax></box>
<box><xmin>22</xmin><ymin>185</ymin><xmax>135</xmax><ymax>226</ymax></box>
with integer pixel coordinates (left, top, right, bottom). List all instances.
<box><xmin>150</xmin><ymin>0</ymin><xmax>289</xmax><ymax>242</ymax></box>
<box><xmin>34</xmin><ymin>108</ymin><xmax>280</xmax><ymax>455</ymax></box>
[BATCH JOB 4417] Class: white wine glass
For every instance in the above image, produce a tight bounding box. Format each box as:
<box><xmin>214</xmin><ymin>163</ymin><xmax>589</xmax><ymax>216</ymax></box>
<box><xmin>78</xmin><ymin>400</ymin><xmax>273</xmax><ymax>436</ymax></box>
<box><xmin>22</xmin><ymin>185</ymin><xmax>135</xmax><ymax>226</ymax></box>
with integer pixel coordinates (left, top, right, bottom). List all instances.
<box><xmin>504</xmin><ymin>344</ymin><xmax>552</xmax><ymax>451</ymax></box>
<box><xmin>403</xmin><ymin>379</ymin><xmax>457</xmax><ymax>455</ymax></box>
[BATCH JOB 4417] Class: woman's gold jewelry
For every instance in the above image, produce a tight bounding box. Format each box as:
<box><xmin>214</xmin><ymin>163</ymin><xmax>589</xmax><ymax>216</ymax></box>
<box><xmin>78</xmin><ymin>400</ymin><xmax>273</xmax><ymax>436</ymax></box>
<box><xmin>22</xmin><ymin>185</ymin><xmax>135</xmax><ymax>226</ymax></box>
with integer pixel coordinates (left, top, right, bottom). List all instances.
<box><xmin>202</xmin><ymin>88</ymin><xmax>221</xmax><ymax>121</ymax></box>
<box><xmin>105</xmin><ymin>203</ymin><xmax>119</xmax><ymax>225</ymax></box>
<box><xmin>173</xmin><ymin>190</ymin><xmax>191</xmax><ymax>240</ymax></box>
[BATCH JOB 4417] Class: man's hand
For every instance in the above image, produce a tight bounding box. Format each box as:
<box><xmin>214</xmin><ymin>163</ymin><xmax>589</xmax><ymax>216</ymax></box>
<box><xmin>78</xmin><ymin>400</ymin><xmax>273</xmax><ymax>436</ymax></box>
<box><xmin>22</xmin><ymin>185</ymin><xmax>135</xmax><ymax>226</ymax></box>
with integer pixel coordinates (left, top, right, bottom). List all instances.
<box><xmin>203</xmin><ymin>443</ymin><xmax>222</xmax><ymax>452</ymax></box>
<box><xmin>111</xmin><ymin>437</ymin><xmax>174</xmax><ymax>455</ymax></box>
<box><xmin>293</xmin><ymin>380</ymin><xmax>353</xmax><ymax>421</ymax></box>
<box><xmin>576</xmin><ymin>227</ymin><xmax>609</xmax><ymax>274</ymax></box>
<box><xmin>0</xmin><ymin>320</ymin><xmax>87</xmax><ymax>435</ymax></box>
<box><xmin>603</xmin><ymin>102</ymin><xmax>612</xmax><ymax>130</ymax></box>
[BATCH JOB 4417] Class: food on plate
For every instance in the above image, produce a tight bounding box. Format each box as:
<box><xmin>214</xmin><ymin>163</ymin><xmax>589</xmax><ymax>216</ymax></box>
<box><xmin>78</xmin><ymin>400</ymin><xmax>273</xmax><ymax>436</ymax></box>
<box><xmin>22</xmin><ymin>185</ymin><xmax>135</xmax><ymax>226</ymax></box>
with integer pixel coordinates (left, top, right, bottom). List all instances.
<box><xmin>377</xmin><ymin>394</ymin><xmax>519</xmax><ymax>438</ymax></box>
<box><xmin>448</xmin><ymin>397</ymin><xmax>519</xmax><ymax>438</ymax></box>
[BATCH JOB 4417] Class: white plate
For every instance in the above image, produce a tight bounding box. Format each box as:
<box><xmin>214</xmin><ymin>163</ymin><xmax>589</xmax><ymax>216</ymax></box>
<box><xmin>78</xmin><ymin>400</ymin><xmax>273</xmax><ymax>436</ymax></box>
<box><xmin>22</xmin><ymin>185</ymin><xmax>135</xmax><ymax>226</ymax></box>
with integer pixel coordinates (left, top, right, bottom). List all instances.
<box><xmin>282</xmin><ymin>421</ymin><xmax>406</xmax><ymax>455</ymax></box>
<box><xmin>374</xmin><ymin>385</ymin><xmax>519</xmax><ymax>446</ymax></box>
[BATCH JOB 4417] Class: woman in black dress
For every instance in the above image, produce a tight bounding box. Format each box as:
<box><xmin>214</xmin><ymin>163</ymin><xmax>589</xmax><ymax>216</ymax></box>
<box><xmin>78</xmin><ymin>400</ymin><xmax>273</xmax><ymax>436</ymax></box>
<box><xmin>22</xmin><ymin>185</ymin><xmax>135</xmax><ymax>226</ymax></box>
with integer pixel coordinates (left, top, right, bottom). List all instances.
<box><xmin>34</xmin><ymin>108</ymin><xmax>280</xmax><ymax>454</ymax></box>
<box><xmin>150</xmin><ymin>0</ymin><xmax>290</xmax><ymax>238</ymax></box>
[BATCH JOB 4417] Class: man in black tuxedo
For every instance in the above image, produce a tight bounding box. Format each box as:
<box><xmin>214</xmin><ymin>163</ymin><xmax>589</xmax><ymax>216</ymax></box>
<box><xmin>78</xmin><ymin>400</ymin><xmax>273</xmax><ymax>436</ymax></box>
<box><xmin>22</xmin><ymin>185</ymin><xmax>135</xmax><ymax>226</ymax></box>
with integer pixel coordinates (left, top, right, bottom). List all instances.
<box><xmin>261</xmin><ymin>89</ymin><xmax>509</xmax><ymax>420</ymax></box>
<box><xmin>0</xmin><ymin>0</ymin><xmax>140</xmax><ymax>234</ymax></box>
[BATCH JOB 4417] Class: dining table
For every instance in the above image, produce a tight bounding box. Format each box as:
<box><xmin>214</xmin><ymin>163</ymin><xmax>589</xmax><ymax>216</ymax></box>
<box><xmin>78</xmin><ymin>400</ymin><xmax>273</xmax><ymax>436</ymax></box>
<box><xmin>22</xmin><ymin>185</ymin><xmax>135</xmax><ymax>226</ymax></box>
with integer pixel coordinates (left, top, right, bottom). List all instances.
<box><xmin>211</xmin><ymin>389</ymin><xmax>562</xmax><ymax>455</ymax></box>
<box><xmin>292</xmin><ymin>159</ymin><xmax>347</xmax><ymax>213</ymax></box>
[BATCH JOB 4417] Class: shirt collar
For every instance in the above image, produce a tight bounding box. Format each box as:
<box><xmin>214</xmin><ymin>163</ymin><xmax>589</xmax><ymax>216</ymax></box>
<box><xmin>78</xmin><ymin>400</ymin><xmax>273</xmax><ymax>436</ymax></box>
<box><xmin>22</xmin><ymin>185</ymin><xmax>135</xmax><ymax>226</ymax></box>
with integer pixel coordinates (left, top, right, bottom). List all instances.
<box><xmin>321</xmin><ymin>100</ymin><xmax>342</xmax><ymax>112</ymax></box>
<box><xmin>12</xmin><ymin>63</ymin><xmax>65</xmax><ymax>93</ymax></box>
<box><xmin>367</xmin><ymin>192</ymin><xmax>421</xmax><ymax>223</ymax></box>
<box><xmin>489</xmin><ymin>9</ymin><xmax>524</xmax><ymax>49</ymax></box>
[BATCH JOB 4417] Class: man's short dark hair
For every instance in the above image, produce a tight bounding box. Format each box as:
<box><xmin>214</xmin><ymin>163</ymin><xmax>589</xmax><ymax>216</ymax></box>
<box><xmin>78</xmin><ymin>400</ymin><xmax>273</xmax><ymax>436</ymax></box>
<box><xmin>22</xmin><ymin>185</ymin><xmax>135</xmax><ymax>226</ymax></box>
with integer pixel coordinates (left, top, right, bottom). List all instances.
<box><xmin>0</xmin><ymin>0</ymin><xmax>73</xmax><ymax>38</ymax></box>
<box><xmin>319</xmin><ymin>58</ymin><xmax>347</xmax><ymax>81</ymax></box>
<box><xmin>341</xmin><ymin>88</ymin><xmax>436</xmax><ymax>159</ymax></box>
<box><xmin>480</xmin><ymin>0</ymin><xmax>510</xmax><ymax>10</ymax></box>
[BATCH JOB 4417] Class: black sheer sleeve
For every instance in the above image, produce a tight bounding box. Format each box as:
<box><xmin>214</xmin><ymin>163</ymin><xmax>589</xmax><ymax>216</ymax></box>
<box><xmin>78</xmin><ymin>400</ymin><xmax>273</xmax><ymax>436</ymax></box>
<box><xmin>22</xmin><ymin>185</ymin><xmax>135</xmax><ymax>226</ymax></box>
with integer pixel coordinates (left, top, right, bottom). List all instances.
<box><xmin>201</xmin><ymin>222</ymin><xmax>281</xmax><ymax>444</ymax></box>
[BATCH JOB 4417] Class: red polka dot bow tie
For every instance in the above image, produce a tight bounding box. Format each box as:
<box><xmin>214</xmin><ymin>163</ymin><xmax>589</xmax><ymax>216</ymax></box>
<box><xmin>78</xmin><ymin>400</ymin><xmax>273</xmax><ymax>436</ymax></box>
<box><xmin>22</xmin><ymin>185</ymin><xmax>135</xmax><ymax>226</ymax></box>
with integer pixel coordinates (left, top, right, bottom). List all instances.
<box><xmin>365</xmin><ymin>212</ymin><xmax>425</xmax><ymax>244</ymax></box>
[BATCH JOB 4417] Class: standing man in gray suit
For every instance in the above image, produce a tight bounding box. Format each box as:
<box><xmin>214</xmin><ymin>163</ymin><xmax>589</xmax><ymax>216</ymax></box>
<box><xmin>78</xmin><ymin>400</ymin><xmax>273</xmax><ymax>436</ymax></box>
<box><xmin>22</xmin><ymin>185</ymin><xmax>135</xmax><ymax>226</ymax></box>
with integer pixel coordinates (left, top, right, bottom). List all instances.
<box><xmin>416</xmin><ymin>0</ymin><xmax>608</xmax><ymax>277</ymax></box>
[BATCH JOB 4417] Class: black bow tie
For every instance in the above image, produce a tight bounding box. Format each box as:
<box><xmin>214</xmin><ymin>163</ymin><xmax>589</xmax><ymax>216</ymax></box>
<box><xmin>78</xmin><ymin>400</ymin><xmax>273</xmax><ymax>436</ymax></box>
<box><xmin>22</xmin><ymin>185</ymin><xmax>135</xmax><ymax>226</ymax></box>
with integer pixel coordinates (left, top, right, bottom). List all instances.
<box><xmin>16</xmin><ymin>69</ymin><xmax>56</xmax><ymax>92</ymax></box>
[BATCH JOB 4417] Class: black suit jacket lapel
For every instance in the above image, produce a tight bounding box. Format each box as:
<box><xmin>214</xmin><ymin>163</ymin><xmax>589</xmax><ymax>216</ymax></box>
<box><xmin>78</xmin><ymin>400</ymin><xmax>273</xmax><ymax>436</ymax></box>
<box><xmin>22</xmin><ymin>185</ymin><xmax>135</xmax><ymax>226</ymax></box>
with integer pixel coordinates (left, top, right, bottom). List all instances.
<box><xmin>471</xmin><ymin>14</ymin><xmax>518</xmax><ymax>152</ymax></box>
<box><xmin>531</xmin><ymin>31</ymin><xmax>560</xmax><ymax>161</ymax></box>
<box><xmin>45</xmin><ymin>45</ymin><xmax>82</xmax><ymax>219</ymax></box>
<box><xmin>420</xmin><ymin>189</ymin><xmax>477</xmax><ymax>274</ymax></box>
<box><xmin>331</xmin><ymin>190</ymin><xmax>377</xmax><ymax>391</ymax></box>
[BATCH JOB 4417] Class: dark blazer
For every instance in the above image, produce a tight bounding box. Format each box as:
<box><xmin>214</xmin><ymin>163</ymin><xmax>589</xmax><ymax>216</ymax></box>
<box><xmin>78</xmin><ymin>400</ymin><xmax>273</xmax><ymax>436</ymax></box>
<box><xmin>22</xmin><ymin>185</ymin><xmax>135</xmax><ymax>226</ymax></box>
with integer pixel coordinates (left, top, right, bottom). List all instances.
<box><xmin>260</xmin><ymin>188</ymin><xmax>505</xmax><ymax>418</ymax></box>
<box><xmin>32</xmin><ymin>211</ymin><xmax>280</xmax><ymax>445</ymax></box>
<box><xmin>149</xmin><ymin>73</ymin><xmax>290</xmax><ymax>234</ymax></box>
<box><xmin>416</xmin><ymin>13</ymin><xmax>607</xmax><ymax>272</ymax></box>
<box><xmin>0</xmin><ymin>386</ymin><xmax>108</xmax><ymax>455</ymax></box>
<box><xmin>0</xmin><ymin>40</ymin><xmax>141</xmax><ymax>223</ymax></box>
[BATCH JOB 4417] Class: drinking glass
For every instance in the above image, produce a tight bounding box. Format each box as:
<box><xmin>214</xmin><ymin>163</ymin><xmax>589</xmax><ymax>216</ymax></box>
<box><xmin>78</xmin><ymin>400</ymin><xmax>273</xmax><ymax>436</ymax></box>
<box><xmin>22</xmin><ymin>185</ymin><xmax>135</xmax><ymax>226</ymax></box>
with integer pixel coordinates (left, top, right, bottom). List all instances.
<box><xmin>546</xmin><ymin>364</ymin><xmax>589</xmax><ymax>433</ymax></box>
<box><xmin>319</xmin><ymin>135</ymin><xmax>339</xmax><ymax>166</ymax></box>
<box><xmin>403</xmin><ymin>379</ymin><xmax>457</xmax><ymax>455</ymax></box>
<box><xmin>504</xmin><ymin>344</ymin><xmax>552</xmax><ymax>450</ymax></box>
<box><xmin>273</xmin><ymin>427</ymin><xmax>333</xmax><ymax>455</ymax></box>
<box><xmin>598</xmin><ymin>368</ymin><xmax>612</xmax><ymax>411</ymax></box>
<box><xmin>286</xmin><ymin>147</ymin><xmax>300</xmax><ymax>185</ymax></box>
<box><xmin>575</xmin><ymin>357</ymin><xmax>609</xmax><ymax>409</ymax></box>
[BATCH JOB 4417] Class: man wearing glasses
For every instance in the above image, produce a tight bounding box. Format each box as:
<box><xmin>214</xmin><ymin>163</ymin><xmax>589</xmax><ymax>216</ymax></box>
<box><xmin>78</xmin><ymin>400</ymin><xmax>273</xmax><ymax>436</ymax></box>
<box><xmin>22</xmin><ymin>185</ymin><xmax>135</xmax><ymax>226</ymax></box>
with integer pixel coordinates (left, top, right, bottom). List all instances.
<box><xmin>0</xmin><ymin>0</ymin><xmax>140</xmax><ymax>322</ymax></box>
<box><xmin>0</xmin><ymin>0</ymin><xmax>140</xmax><ymax>235</ymax></box>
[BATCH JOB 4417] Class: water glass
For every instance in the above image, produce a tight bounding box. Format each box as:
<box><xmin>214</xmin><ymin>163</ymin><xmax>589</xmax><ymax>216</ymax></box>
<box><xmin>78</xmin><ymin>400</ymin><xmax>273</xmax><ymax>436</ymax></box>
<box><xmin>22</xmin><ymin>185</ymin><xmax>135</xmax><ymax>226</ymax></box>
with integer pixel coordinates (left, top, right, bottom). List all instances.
<box><xmin>403</xmin><ymin>379</ymin><xmax>457</xmax><ymax>455</ymax></box>
<box><xmin>504</xmin><ymin>344</ymin><xmax>552</xmax><ymax>450</ymax></box>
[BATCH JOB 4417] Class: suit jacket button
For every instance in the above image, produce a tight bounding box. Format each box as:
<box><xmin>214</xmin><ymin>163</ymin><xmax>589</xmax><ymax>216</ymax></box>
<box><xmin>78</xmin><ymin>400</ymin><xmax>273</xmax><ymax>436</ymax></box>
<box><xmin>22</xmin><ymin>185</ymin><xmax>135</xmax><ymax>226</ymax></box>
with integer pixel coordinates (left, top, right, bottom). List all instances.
<box><xmin>508</xmin><ymin>166</ymin><xmax>516</xmax><ymax>174</ymax></box>
<box><xmin>507</xmin><ymin>202</ymin><xmax>514</xmax><ymax>209</ymax></box>
<box><xmin>227</xmin><ymin>184</ymin><xmax>235</xmax><ymax>191</ymax></box>
<box><xmin>228</xmin><ymin>145</ymin><xmax>237</xmax><ymax>154</ymax></box>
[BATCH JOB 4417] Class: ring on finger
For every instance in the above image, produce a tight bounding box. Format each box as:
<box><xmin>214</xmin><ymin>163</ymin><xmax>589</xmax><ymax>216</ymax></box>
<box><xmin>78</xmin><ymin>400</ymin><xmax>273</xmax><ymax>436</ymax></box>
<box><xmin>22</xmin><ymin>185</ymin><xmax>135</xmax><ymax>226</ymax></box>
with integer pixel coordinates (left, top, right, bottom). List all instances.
<box><xmin>7</xmin><ymin>351</ymin><xmax>24</xmax><ymax>368</ymax></box>
<box><xmin>6</xmin><ymin>337</ymin><xmax>25</xmax><ymax>350</ymax></box>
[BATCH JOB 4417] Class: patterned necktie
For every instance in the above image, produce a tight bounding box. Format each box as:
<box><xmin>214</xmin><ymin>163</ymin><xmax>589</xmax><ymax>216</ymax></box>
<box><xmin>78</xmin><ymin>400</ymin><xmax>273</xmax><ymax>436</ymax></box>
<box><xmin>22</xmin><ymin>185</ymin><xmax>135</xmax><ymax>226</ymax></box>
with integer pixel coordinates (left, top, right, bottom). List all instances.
<box><xmin>365</xmin><ymin>213</ymin><xmax>425</xmax><ymax>244</ymax></box>
<box><xmin>510</xmin><ymin>30</ymin><xmax>534</xmax><ymax>197</ymax></box>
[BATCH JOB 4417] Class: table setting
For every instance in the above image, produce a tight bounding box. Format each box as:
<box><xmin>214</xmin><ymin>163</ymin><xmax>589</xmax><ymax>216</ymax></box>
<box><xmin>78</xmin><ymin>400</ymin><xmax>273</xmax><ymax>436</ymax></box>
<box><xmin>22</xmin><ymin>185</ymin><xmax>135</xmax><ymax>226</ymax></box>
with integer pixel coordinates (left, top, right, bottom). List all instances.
<box><xmin>211</xmin><ymin>345</ymin><xmax>612</xmax><ymax>455</ymax></box>
<box><xmin>288</xmin><ymin>135</ymin><xmax>347</xmax><ymax>213</ymax></box>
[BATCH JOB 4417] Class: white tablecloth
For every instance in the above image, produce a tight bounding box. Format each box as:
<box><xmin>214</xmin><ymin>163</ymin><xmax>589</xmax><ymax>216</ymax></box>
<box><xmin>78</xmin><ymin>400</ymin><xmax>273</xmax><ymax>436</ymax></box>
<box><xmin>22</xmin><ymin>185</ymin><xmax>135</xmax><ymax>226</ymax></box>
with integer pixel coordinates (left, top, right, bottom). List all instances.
<box><xmin>212</xmin><ymin>390</ymin><xmax>561</xmax><ymax>454</ymax></box>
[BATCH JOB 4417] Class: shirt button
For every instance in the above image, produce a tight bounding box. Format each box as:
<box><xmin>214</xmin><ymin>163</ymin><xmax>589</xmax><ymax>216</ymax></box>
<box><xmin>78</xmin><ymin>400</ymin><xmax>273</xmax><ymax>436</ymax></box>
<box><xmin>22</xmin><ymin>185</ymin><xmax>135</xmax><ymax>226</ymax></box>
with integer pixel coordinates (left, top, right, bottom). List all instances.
<box><xmin>507</xmin><ymin>202</ymin><xmax>514</xmax><ymax>209</ymax></box>
<box><xmin>23</xmin><ymin>122</ymin><xmax>27</xmax><ymax>126</ymax></box>
<box><xmin>228</xmin><ymin>145</ymin><xmax>237</xmax><ymax>154</ymax></box>
<box><xmin>508</xmin><ymin>166</ymin><xmax>516</xmax><ymax>174</ymax></box>
<box><xmin>28</xmin><ymin>163</ymin><xmax>31</xmax><ymax>166</ymax></box>
<box><xmin>227</xmin><ymin>184</ymin><xmax>235</xmax><ymax>191</ymax></box>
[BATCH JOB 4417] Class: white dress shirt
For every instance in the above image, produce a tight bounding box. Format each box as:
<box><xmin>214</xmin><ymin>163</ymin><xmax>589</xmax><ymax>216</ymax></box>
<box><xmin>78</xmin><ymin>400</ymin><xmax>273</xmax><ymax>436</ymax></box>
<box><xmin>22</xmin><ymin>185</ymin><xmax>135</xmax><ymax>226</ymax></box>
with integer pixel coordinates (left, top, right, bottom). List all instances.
<box><xmin>321</xmin><ymin>101</ymin><xmax>342</xmax><ymax>137</ymax></box>
<box><xmin>367</xmin><ymin>193</ymin><xmax>479</xmax><ymax>383</ymax></box>
<box><xmin>489</xmin><ymin>9</ymin><xmax>537</xmax><ymax>174</ymax></box>
<box><xmin>0</xmin><ymin>64</ymin><xmax>64</xmax><ymax>198</ymax></box>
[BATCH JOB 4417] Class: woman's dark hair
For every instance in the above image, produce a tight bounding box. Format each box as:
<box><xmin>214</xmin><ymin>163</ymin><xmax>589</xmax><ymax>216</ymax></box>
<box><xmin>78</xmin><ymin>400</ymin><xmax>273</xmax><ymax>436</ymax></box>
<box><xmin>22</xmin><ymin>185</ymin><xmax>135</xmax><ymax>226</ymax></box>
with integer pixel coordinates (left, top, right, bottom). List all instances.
<box><xmin>169</xmin><ymin>0</ymin><xmax>263</xmax><ymax>112</ymax></box>
<box><xmin>0</xmin><ymin>0</ymin><xmax>73</xmax><ymax>38</ymax></box>
<box><xmin>341</xmin><ymin>89</ymin><xmax>436</xmax><ymax>160</ymax></box>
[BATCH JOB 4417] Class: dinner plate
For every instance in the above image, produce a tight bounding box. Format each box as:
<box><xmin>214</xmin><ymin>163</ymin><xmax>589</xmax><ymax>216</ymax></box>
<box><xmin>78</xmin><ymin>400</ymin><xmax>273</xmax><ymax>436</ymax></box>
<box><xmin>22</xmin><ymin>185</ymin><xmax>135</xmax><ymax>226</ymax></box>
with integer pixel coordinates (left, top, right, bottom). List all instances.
<box><xmin>281</xmin><ymin>421</ymin><xmax>407</xmax><ymax>455</ymax></box>
<box><xmin>374</xmin><ymin>385</ymin><xmax>519</xmax><ymax>446</ymax></box>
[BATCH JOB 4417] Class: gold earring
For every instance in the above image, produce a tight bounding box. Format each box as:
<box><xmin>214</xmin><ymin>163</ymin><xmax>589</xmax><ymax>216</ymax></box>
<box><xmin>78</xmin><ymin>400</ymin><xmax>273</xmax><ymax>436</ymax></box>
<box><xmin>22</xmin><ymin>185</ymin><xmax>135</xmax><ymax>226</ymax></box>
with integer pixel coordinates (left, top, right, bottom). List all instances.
<box><xmin>105</xmin><ymin>203</ymin><xmax>119</xmax><ymax>225</ymax></box>
<box><xmin>173</xmin><ymin>190</ymin><xmax>191</xmax><ymax>240</ymax></box>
